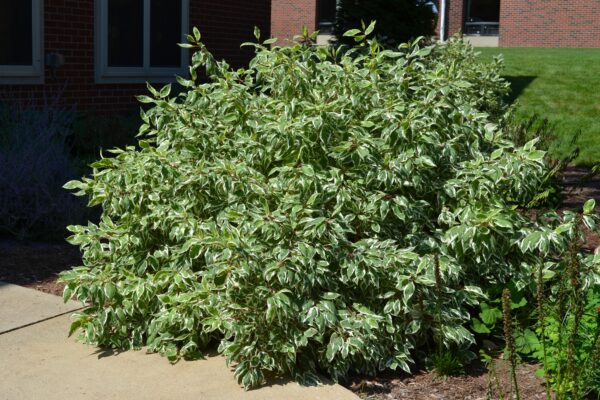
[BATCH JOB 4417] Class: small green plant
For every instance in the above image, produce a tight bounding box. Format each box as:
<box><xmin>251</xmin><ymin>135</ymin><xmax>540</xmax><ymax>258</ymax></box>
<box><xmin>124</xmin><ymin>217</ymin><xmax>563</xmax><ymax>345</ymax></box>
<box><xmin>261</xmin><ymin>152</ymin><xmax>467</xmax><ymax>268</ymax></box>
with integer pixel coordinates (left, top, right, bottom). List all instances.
<box><xmin>478</xmin><ymin>201</ymin><xmax>600</xmax><ymax>400</ymax></box>
<box><xmin>535</xmin><ymin>263</ymin><xmax>551</xmax><ymax>400</ymax></box>
<box><xmin>481</xmin><ymin>350</ymin><xmax>508</xmax><ymax>400</ymax></box>
<box><xmin>432</xmin><ymin>349</ymin><xmax>465</xmax><ymax>377</ymax></box>
<box><xmin>502</xmin><ymin>288</ymin><xmax>521</xmax><ymax>400</ymax></box>
<box><xmin>532</xmin><ymin>203</ymin><xmax>600</xmax><ymax>399</ymax></box>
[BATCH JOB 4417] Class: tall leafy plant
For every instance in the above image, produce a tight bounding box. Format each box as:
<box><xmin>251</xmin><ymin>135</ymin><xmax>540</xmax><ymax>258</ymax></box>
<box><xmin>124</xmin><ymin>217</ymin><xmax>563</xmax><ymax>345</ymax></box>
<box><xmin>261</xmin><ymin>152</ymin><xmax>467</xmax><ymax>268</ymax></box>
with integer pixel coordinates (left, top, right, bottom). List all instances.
<box><xmin>61</xmin><ymin>26</ymin><xmax>599</xmax><ymax>389</ymax></box>
<box><xmin>531</xmin><ymin>201</ymin><xmax>600</xmax><ymax>399</ymax></box>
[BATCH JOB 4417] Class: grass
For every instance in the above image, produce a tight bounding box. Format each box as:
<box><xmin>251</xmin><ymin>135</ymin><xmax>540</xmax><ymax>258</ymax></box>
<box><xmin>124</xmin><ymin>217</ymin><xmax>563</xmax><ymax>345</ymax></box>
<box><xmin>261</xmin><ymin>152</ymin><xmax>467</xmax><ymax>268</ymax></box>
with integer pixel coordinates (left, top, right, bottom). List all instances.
<box><xmin>477</xmin><ymin>48</ymin><xmax>600</xmax><ymax>165</ymax></box>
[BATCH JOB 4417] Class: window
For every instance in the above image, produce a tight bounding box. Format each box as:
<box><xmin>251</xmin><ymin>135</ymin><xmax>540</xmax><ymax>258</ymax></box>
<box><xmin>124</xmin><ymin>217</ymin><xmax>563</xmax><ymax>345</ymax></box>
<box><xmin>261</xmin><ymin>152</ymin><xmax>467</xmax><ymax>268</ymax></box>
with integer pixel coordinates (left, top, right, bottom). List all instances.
<box><xmin>464</xmin><ymin>0</ymin><xmax>500</xmax><ymax>36</ymax></box>
<box><xmin>317</xmin><ymin>0</ymin><xmax>338</xmax><ymax>35</ymax></box>
<box><xmin>95</xmin><ymin>0</ymin><xmax>189</xmax><ymax>83</ymax></box>
<box><xmin>0</xmin><ymin>0</ymin><xmax>43</xmax><ymax>84</ymax></box>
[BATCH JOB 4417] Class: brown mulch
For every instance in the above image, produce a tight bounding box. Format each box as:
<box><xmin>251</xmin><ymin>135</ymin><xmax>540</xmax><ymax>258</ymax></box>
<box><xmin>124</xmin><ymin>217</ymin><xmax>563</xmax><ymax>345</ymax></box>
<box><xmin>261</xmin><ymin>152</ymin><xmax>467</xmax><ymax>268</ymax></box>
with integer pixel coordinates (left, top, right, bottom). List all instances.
<box><xmin>346</xmin><ymin>360</ymin><xmax>548</xmax><ymax>400</ymax></box>
<box><xmin>0</xmin><ymin>239</ymin><xmax>81</xmax><ymax>297</ymax></box>
<box><xmin>558</xmin><ymin>167</ymin><xmax>600</xmax><ymax>251</ymax></box>
<box><xmin>0</xmin><ymin>166</ymin><xmax>598</xmax><ymax>399</ymax></box>
<box><xmin>560</xmin><ymin>166</ymin><xmax>600</xmax><ymax>211</ymax></box>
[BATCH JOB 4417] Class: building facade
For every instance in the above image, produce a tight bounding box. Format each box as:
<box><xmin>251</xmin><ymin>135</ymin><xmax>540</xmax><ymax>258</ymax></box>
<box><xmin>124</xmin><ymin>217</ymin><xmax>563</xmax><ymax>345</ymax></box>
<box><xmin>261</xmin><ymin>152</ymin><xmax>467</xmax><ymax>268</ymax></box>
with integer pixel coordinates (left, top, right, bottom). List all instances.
<box><xmin>0</xmin><ymin>0</ymin><xmax>271</xmax><ymax>114</ymax></box>
<box><xmin>445</xmin><ymin>0</ymin><xmax>600</xmax><ymax>48</ymax></box>
<box><xmin>271</xmin><ymin>0</ymin><xmax>336</xmax><ymax>45</ymax></box>
<box><xmin>271</xmin><ymin>0</ymin><xmax>600</xmax><ymax>48</ymax></box>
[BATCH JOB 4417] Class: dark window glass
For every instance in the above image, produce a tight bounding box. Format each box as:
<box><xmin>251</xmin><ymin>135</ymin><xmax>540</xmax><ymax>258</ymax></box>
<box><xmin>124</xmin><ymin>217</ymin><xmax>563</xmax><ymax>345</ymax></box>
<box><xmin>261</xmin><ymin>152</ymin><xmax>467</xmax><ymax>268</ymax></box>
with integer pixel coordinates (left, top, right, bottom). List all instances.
<box><xmin>150</xmin><ymin>0</ymin><xmax>181</xmax><ymax>68</ymax></box>
<box><xmin>466</xmin><ymin>0</ymin><xmax>500</xmax><ymax>22</ymax></box>
<box><xmin>317</xmin><ymin>0</ymin><xmax>337</xmax><ymax>34</ymax></box>
<box><xmin>0</xmin><ymin>0</ymin><xmax>33</xmax><ymax>66</ymax></box>
<box><xmin>318</xmin><ymin>0</ymin><xmax>337</xmax><ymax>24</ymax></box>
<box><xmin>108</xmin><ymin>0</ymin><xmax>144</xmax><ymax>67</ymax></box>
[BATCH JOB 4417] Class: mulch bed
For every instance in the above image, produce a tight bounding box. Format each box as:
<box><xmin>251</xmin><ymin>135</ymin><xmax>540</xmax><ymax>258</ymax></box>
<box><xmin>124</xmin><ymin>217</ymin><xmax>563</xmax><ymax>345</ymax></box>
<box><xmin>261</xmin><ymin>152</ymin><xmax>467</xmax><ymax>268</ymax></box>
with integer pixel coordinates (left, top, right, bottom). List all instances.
<box><xmin>0</xmin><ymin>166</ymin><xmax>598</xmax><ymax>399</ymax></box>
<box><xmin>0</xmin><ymin>239</ymin><xmax>81</xmax><ymax>297</ymax></box>
<box><xmin>346</xmin><ymin>360</ymin><xmax>548</xmax><ymax>400</ymax></box>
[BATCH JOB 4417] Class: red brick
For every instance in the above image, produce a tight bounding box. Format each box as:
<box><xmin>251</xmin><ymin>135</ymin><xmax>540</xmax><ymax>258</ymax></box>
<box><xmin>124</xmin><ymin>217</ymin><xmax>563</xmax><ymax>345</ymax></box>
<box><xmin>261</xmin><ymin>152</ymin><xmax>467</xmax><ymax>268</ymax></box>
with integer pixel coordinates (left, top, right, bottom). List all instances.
<box><xmin>271</xmin><ymin>0</ymin><xmax>317</xmax><ymax>45</ymax></box>
<box><xmin>499</xmin><ymin>0</ymin><xmax>600</xmax><ymax>47</ymax></box>
<box><xmin>0</xmin><ymin>0</ymin><xmax>271</xmax><ymax>114</ymax></box>
<box><xmin>442</xmin><ymin>0</ymin><xmax>600</xmax><ymax>48</ymax></box>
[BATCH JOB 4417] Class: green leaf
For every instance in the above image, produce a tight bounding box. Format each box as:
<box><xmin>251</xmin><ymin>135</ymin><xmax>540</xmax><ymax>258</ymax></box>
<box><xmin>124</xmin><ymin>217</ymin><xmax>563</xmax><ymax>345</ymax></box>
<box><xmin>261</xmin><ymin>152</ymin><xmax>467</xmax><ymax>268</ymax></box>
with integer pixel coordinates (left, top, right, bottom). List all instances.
<box><xmin>193</xmin><ymin>27</ymin><xmax>201</xmax><ymax>41</ymax></box>
<box><xmin>471</xmin><ymin>318</ymin><xmax>491</xmax><ymax>334</ymax></box>
<box><xmin>68</xmin><ymin>318</ymin><xmax>84</xmax><ymax>337</ymax></box>
<box><xmin>364</xmin><ymin>21</ymin><xmax>376</xmax><ymax>36</ymax></box>
<box><xmin>326</xmin><ymin>334</ymin><xmax>343</xmax><ymax>362</ymax></box>
<box><xmin>403</xmin><ymin>282</ymin><xmax>415</xmax><ymax>305</ymax></box>
<box><xmin>514</xmin><ymin>329</ymin><xmax>540</xmax><ymax>354</ymax></box>
<box><xmin>159</xmin><ymin>84</ymin><xmax>171</xmax><ymax>98</ymax></box>
<box><xmin>584</xmin><ymin>199</ymin><xmax>596</xmax><ymax>214</ymax></box>
<box><xmin>406</xmin><ymin>319</ymin><xmax>420</xmax><ymax>334</ymax></box>
<box><xmin>463</xmin><ymin>286</ymin><xmax>485</xmax><ymax>298</ymax></box>
<box><xmin>511</xmin><ymin>295</ymin><xmax>527</xmax><ymax>309</ymax></box>
<box><xmin>90</xmin><ymin>158</ymin><xmax>114</xmax><ymax>168</ymax></box>
<box><xmin>266</xmin><ymin>297</ymin><xmax>277</xmax><ymax>322</ymax></box>
<box><xmin>343</xmin><ymin>29</ymin><xmax>361</xmax><ymax>37</ymax></box>
<box><xmin>104</xmin><ymin>282</ymin><xmax>117</xmax><ymax>299</ymax></box>
<box><xmin>361</xmin><ymin>120</ymin><xmax>375</xmax><ymax>128</ymax></box>
<box><xmin>62</xmin><ymin>286</ymin><xmax>73</xmax><ymax>302</ymax></box>
<box><xmin>303</xmin><ymin>328</ymin><xmax>318</xmax><ymax>339</ymax></box>
<box><xmin>479</xmin><ymin>304</ymin><xmax>502</xmax><ymax>325</ymax></box>
<box><xmin>535</xmin><ymin>368</ymin><xmax>545</xmax><ymax>378</ymax></box>
<box><xmin>63</xmin><ymin>180</ymin><xmax>84</xmax><ymax>190</ymax></box>
<box><xmin>137</xmin><ymin>95</ymin><xmax>155</xmax><ymax>104</ymax></box>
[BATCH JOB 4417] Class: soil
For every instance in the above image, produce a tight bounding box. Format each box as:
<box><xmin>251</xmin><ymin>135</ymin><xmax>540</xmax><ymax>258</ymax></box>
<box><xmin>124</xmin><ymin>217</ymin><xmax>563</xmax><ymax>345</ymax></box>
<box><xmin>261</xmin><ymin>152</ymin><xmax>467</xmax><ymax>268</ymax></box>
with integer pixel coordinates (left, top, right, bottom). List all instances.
<box><xmin>560</xmin><ymin>166</ymin><xmax>600</xmax><ymax>211</ymax></box>
<box><xmin>346</xmin><ymin>359</ymin><xmax>548</xmax><ymax>400</ymax></box>
<box><xmin>560</xmin><ymin>167</ymin><xmax>600</xmax><ymax>252</ymax></box>
<box><xmin>0</xmin><ymin>239</ymin><xmax>81</xmax><ymax>297</ymax></box>
<box><xmin>0</xmin><ymin>166</ymin><xmax>598</xmax><ymax>399</ymax></box>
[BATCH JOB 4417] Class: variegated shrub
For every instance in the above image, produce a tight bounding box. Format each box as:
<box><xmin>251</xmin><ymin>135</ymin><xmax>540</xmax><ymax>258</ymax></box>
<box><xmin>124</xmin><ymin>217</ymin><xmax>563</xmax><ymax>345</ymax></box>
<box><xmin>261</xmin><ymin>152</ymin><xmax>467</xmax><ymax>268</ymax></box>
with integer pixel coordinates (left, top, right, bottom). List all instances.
<box><xmin>61</xmin><ymin>27</ymin><xmax>598</xmax><ymax>388</ymax></box>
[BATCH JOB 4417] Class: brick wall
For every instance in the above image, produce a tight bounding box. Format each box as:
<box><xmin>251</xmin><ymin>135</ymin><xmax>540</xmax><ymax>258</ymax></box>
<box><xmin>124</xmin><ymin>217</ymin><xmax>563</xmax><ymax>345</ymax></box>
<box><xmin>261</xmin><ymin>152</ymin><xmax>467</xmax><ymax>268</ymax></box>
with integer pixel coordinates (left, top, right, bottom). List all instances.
<box><xmin>271</xmin><ymin>0</ymin><xmax>317</xmax><ymax>45</ymax></box>
<box><xmin>0</xmin><ymin>0</ymin><xmax>270</xmax><ymax>114</ymax></box>
<box><xmin>447</xmin><ymin>0</ymin><xmax>466</xmax><ymax>37</ymax></box>
<box><xmin>500</xmin><ymin>0</ymin><xmax>600</xmax><ymax>48</ymax></box>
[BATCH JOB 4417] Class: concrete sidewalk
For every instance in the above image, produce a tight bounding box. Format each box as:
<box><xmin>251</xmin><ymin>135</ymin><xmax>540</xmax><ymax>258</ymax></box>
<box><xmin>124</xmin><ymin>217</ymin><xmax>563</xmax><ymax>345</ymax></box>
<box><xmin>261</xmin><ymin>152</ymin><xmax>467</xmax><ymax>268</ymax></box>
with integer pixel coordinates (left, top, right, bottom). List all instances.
<box><xmin>0</xmin><ymin>283</ymin><xmax>359</xmax><ymax>400</ymax></box>
<box><xmin>0</xmin><ymin>282</ymin><xmax>82</xmax><ymax>334</ymax></box>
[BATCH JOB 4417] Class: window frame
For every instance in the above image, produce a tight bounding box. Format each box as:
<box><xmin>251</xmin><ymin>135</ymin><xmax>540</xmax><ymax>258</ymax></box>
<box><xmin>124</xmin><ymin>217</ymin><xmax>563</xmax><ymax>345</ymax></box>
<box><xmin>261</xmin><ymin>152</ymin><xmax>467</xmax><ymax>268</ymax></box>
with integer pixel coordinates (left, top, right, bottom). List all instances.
<box><xmin>0</xmin><ymin>0</ymin><xmax>44</xmax><ymax>85</ymax></box>
<box><xmin>94</xmin><ymin>0</ymin><xmax>189</xmax><ymax>84</ymax></box>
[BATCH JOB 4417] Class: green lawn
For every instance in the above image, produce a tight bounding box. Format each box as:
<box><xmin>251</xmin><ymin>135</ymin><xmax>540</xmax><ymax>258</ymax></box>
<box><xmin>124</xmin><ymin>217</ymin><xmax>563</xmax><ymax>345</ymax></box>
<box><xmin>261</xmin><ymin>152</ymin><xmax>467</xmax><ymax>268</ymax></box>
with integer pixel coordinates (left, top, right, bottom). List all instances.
<box><xmin>477</xmin><ymin>48</ymin><xmax>600</xmax><ymax>165</ymax></box>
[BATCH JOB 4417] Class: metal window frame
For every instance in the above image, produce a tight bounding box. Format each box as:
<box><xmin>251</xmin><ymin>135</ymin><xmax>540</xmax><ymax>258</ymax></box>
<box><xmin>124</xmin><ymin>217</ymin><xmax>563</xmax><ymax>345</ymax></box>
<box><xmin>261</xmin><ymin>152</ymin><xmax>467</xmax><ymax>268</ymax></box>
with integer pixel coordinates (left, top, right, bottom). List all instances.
<box><xmin>0</xmin><ymin>0</ymin><xmax>44</xmax><ymax>85</ymax></box>
<box><xmin>95</xmin><ymin>0</ymin><xmax>189</xmax><ymax>84</ymax></box>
